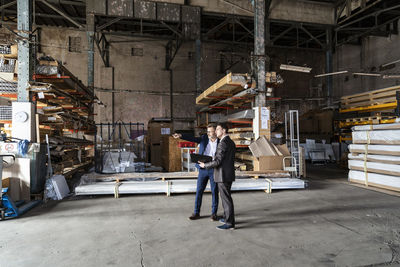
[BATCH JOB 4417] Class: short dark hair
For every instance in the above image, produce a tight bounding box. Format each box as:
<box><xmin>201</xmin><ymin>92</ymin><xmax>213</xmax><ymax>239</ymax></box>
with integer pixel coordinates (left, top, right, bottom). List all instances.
<box><xmin>216</xmin><ymin>122</ymin><xmax>229</xmax><ymax>133</ymax></box>
<box><xmin>207</xmin><ymin>123</ymin><xmax>216</xmax><ymax>129</ymax></box>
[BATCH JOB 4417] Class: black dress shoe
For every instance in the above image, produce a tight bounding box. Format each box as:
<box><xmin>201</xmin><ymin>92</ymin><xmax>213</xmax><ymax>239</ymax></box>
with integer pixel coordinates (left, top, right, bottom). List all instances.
<box><xmin>210</xmin><ymin>214</ymin><xmax>219</xmax><ymax>221</ymax></box>
<box><xmin>189</xmin><ymin>213</ymin><xmax>200</xmax><ymax>220</ymax></box>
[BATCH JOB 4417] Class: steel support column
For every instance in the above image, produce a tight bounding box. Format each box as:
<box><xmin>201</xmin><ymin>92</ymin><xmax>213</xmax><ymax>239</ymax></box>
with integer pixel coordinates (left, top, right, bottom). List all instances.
<box><xmin>254</xmin><ymin>0</ymin><xmax>266</xmax><ymax>107</ymax></box>
<box><xmin>17</xmin><ymin>0</ymin><xmax>33</xmax><ymax>102</ymax></box>
<box><xmin>325</xmin><ymin>28</ymin><xmax>333</xmax><ymax>107</ymax></box>
<box><xmin>86</xmin><ymin>12</ymin><xmax>95</xmax><ymax>116</ymax></box>
<box><xmin>195</xmin><ymin>39</ymin><xmax>201</xmax><ymax>94</ymax></box>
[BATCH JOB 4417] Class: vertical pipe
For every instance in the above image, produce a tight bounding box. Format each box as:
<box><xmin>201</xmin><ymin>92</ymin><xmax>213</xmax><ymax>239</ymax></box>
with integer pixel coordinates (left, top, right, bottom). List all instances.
<box><xmin>265</xmin><ymin>20</ymin><xmax>271</xmax><ymax>71</ymax></box>
<box><xmin>326</xmin><ymin>28</ymin><xmax>333</xmax><ymax>106</ymax></box>
<box><xmin>86</xmin><ymin>12</ymin><xmax>95</xmax><ymax>117</ymax></box>
<box><xmin>254</xmin><ymin>0</ymin><xmax>266</xmax><ymax>107</ymax></box>
<box><xmin>170</xmin><ymin>69</ymin><xmax>173</xmax><ymax>120</ymax></box>
<box><xmin>17</xmin><ymin>0</ymin><xmax>33</xmax><ymax>102</ymax></box>
<box><xmin>100</xmin><ymin>123</ymin><xmax>103</xmax><ymax>152</ymax></box>
<box><xmin>111</xmin><ymin>67</ymin><xmax>115</xmax><ymax>125</ymax></box>
<box><xmin>195</xmin><ymin>39</ymin><xmax>201</xmax><ymax>94</ymax></box>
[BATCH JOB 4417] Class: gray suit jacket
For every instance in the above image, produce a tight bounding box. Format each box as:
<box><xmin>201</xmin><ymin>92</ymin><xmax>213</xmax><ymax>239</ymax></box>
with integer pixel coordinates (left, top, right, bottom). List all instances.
<box><xmin>204</xmin><ymin>135</ymin><xmax>236</xmax><ymax>183</ymax></box>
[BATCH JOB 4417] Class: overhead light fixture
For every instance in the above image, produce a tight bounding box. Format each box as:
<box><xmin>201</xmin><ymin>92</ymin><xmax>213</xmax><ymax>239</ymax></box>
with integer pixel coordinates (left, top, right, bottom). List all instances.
<box><xmin>383</xmin><ymin>74</ymin><xmax>400</xmax><ymax>79</ymax></box>
<box><xmin>280</xmin><ymin>64</ymin><xmax>312</xmax><ymax>73</ymax></box>
<box><xmin>314</xmin><ymin>71</ymin><xmax>348</xmax><ymax>78</ymax></box>
<box><xmin>353</xmin><ymin>72</ymin><xmax>381</xmax><ymax>77</ymax></box>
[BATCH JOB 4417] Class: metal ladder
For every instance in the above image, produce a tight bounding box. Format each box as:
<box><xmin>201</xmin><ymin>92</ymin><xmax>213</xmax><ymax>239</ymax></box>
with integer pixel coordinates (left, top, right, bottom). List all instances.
<box><xmin>285</xmin><ymin>110</ymin><xmax>300</xmax><ymax>178</ymax></box>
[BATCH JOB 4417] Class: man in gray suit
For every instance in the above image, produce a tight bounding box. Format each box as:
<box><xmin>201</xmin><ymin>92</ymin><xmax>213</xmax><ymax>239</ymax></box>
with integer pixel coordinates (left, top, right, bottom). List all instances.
<box><xmin>199</xmin><ymin>122</ymin><xmax>236</xmax><ymax>230</ymax></box>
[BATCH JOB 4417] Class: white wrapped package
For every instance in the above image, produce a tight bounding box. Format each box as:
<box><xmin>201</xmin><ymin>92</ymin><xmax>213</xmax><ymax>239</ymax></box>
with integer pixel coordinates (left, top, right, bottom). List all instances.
<box><xmin>352</xmin><ymin>122</ymin><xmax>400</xmax><ymax>131</ymax></box>
<box><xmin>348</xmin><ymin>153</ymin><xmax>400</xmax><ymax>164</ymax></box>
<box><xmin>352</xmin><ymin>130</ymin><xmax>400</xmax><ymax>145</ymax></box>
<box><xmin>349</xmin><ymin>144</ymin><xmax>400</xmax><ymax>156</ymax></box>
<box><xmin>348</xmin><ymin>170</ymin><xmax>400</xmax><ymax>192</ymax></box>
<box><xmin>348</xmin><ymin>160</ymin><xmax>400</xmax><ymax>176</ymax></box>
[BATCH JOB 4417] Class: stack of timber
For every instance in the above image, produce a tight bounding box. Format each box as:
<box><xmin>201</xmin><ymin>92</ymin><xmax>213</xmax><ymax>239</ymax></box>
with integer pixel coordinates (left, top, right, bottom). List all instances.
<box><xmin>340</xmin><ymin>85</ymin><xmax>400</xmax><ymax>111</ymax></box>
<box><xmin>348</xmin><ymin>122</ymin><xmax>400</xmax><ymax>192</ymax></box>
<box><xmin>196</xmin><ymin>73</ymin><xmax>254</xmax><ymax>106</ymax></box>
<box><xmin>196</xmin><ymin>72</ymin><xmax>282</xmax><ymax>109</ymax></box>
<box><xmin>337</xmin><ymin>85</ymin><xmax>400</xmax><ymax>143</ymax></box>
<box><xmin>29</xmin><ymin>58</ymin><xmax>96</xmax><ymax>141</ymax></box>
<box><xmin>232</xmin><ymin>127</ymin><xmax>255</xmax><ymax>170</ymax></box>
<box><xmin>28</xmin><ymin>57</ymin><xmax>96</xmax><ymax>177</ymax></box>
<box><xmin>49</xmin><ymin>136</ymin><xmax>93</xmax><ymax>177</ymax></box>
<box><xmin>196</xmin><ymin>72</ymin><xmax>281</xmax><ymax>172</ymax></box>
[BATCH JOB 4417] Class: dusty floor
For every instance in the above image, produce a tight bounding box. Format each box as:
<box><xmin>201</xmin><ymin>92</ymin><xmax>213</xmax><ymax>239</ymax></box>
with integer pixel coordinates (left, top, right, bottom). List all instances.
<box><xmin>1</xmin><ymin>164</ymin><xmax>400</xmax><ymax>267</ymax></box>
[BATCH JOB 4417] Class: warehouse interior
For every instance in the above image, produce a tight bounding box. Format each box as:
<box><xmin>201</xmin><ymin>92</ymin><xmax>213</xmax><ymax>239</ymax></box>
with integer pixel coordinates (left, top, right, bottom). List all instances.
<box><xmin>1</xmin><ymin>0</ymin><xmax>400</xmax><ymax>266</ymax></box>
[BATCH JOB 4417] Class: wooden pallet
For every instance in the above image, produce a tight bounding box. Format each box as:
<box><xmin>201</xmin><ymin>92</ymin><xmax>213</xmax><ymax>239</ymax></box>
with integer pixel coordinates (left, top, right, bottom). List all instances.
<box><xmin>338</xmin><ymin>116</ymin><xmax>397</xmax><ymax>128</ymax></box>
<box><xmin>340</xmin><ymin>85</ymin><xmax>400</xmax><ymax>108</ymax></box>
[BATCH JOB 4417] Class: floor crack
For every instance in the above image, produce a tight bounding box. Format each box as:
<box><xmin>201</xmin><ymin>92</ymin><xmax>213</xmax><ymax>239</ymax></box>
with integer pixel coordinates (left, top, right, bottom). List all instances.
<box><xmin>132</xmin><ymin>232</ymin><xmax>145</xmax><ymax>267</ymax></box>
<box><xmin>139</xmin><ymin>240</ymin><xmax>145</xmax><ymax>267</ymax></box>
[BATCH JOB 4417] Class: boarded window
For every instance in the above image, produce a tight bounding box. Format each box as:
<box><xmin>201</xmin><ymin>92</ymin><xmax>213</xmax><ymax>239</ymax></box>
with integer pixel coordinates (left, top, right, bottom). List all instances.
<box><xmin>68</xmin><ymin>36</ymin><xmax>81</xmax><ymax>53</ymax></box>
<box><xmin>131</xmin><ymin>47</ymin><xmax>143</xmax><ymax>56</ymax></box>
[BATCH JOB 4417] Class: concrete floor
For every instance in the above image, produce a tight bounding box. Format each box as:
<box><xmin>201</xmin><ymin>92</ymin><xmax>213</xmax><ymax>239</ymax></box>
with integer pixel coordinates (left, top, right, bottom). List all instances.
<box><xmin>1</xmin><ymin>165</ymin><xmax>400</xmax><ymax>267</ymax></box>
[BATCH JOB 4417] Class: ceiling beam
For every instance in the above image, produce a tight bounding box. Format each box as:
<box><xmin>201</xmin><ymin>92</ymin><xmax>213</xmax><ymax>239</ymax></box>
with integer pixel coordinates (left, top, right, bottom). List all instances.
<box><xmin>38</xmin><ymin>0</ymin><xmax>84</xmax><ymax>29</ymax></box>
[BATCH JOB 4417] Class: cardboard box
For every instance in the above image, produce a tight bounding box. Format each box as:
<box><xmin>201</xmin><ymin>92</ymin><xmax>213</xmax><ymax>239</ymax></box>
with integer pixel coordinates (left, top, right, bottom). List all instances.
<box><xmin>249</xmin><ymin>135</ymin><xmax>277</xmax><ymax>157</ymax></box>
<box><xmin>148</xmin><ymin>121</ymin><xmax>172</xmax><ymax>145</ymax></box>
<box><xmin>2</xmin><ymin>158</ymin><xmax>31</xmax><ymax>201</ymax></box>
<box><xmin>253</xmin><ymin>156</ymin><xmax>285</xmax><ymax>171</ymax></box>
<box><xmin>250</xmin><ymin>136</ymin><xmax>291</xmax><ymax>171</ymax></box>
<box><xmin>150</xmin><ymin>144</ymin><xmax>162</xmax><ymax>167</ymax></box>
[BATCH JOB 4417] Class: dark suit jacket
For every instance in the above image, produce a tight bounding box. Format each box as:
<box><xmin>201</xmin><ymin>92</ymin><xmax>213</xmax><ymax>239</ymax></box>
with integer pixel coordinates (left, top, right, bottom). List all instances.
<box><xmin>180</xmin><ymin>133</ymin><xmax>219</xmax><ymax>170</ymax></box>
<box><xmin>204</xmin><ymin>135</ymin><xmax>235</xmax><ymax>183</ymax></box>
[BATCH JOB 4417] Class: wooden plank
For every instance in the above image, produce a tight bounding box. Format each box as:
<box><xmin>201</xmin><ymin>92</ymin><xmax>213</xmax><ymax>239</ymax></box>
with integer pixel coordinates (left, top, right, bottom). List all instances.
<box><xmin>196</xmin><ymin>73</ymin><xmax>251</xmax><ymax>105</ymax></box>
<box><xmin>341</xmin><ymin>90</ymin><xmax>397</xmax><ymax>105</ymax></box>
<box><xmin>341</xmin><ymin>96</ymin><xmax>397</xmax><ymax>108</ymax></box>
<box><xmin>230</xmin><ymin>127</ymin><xmax>253</xmax><ymax>133</ymax></box>
<box><xmin>339</xmin><ymin>102</ymin><xmax>397</xmax><ymax>113</ymax></box>
<box><xmin>341</xmin><ymin>85</ymin><xmax>400</xmax><ymax>100</ymax></box>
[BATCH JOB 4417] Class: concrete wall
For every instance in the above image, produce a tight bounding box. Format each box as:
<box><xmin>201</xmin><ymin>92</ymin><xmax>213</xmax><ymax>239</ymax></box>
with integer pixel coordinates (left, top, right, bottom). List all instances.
<box><xmin>36</xmin><ymin>26</ymin><xmax>250</xmax><ymax>129</ymax></box>
<box><xmin>25</xmin><ymin>26</ymin><xmax>325</xmax><ymax>130</ymax></box>
<box><xmin>333</xmin><ymin>21</ymin><xmax>400</xmax><ymax>98</ymax></box>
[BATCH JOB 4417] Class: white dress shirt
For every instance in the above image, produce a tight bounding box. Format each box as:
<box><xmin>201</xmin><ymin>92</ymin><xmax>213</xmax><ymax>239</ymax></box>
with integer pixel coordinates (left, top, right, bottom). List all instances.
<box><xmin>204</xmin><ymin>138</ymin><xmax>218</xmax><ymax>159</ymax></box>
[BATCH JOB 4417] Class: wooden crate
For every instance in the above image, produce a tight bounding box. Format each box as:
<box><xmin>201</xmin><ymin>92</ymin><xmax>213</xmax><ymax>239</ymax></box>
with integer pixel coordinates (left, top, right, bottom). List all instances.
<box><xmin>162</xmin><ymin>136</ymin><xmax>183</xmax><ymax>172</ymax></box>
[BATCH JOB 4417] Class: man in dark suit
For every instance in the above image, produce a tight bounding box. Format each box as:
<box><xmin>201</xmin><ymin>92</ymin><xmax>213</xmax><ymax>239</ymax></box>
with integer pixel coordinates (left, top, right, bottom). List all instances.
<box><xmin>172</xmin><ymin>124</ymin><xmax>219</xmax><ymax>221</ymax></box>
<box><xmin>199</xmin><ymin>122</ymin><xmax>236</xmax><ymax>230</ymax></box>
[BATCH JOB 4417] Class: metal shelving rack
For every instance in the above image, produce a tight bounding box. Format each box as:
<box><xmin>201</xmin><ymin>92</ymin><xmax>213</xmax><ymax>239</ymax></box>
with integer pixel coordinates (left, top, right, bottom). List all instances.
<box><xmin>285</xmin><ymin>110</ymin><xmax>300</xmax><ymax>178</ymax></box>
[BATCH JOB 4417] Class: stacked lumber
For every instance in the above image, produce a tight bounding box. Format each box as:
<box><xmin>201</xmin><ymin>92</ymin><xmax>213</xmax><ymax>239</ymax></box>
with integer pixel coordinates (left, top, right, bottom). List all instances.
<box><xmin>49</xmin><ymin>136</ymin><xmax>93</xmax><ymax>177</ymax></box>
<box><xmin>348</xmin><ymin>122</ymin><xmax>400</xmax><ymax>192</ymax></box>
<box><xmin>340</xmin><ymin>85</ymin><xmax>400</xmax><ymax>110</ymax></box>
<box><xmin>29</xmin><ymin>58</ymin><xmax>96</xmax><ymax>142</ymax></box>
<box><xmin>196</xmin><ymin>73</ymin><xmax>252</xmax><ymax>105</ymax></box>
<box><xmin>28</xmin><ymin>57</ymin><xmax>96</xmax><ymax>177</ymax></box>
<box><xmin>231</xmin><ymin>127</ymin><xmax>256</xmax><ymax>171</ymax></box>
